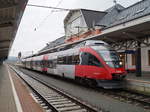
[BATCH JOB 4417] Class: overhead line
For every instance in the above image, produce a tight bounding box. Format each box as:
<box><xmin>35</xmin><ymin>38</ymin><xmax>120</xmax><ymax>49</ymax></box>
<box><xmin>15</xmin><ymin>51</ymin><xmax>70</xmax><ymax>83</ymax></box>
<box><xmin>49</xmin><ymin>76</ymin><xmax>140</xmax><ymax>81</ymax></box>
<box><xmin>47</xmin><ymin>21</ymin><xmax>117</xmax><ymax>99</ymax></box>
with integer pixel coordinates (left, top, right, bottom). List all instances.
<box><xmin>27</xmin><ymin>4</ymin><xmax>71</xmax><ymax>11</ymax></box>
<box><xmin>28</xmin><ymin>0</ymin><xmax>72</xmax><ymax>31</ymax></box>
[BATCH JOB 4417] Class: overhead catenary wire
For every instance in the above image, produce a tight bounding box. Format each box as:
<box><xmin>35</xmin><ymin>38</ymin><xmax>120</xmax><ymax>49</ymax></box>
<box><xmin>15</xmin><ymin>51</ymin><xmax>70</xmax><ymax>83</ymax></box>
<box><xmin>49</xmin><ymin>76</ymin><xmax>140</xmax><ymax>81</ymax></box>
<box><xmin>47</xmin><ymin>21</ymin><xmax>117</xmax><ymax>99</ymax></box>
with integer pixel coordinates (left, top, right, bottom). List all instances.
<box><xmin>27</xmin><ymin>4</ymin><xmax>71</xmax><ymax>11</ymax></box>
<box><xmin>27</xmin><ymin>0</ymin><xmax>120</xmax><ymax>31</ymax></box>
<box><xmin>27</xmin><ymin>0</ymin><xmax>70</xmax><ymax>31</ymax></box>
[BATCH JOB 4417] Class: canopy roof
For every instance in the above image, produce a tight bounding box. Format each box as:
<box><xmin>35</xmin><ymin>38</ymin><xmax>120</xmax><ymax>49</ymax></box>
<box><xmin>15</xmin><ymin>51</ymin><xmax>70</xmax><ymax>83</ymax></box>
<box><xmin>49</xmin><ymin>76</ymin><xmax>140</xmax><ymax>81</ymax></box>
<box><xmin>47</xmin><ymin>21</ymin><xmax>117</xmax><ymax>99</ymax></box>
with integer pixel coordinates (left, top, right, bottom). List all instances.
<box><xmin>0</xmin><ymin>0</ymin><xmax>28</xmax><ymax>60</ymax></box>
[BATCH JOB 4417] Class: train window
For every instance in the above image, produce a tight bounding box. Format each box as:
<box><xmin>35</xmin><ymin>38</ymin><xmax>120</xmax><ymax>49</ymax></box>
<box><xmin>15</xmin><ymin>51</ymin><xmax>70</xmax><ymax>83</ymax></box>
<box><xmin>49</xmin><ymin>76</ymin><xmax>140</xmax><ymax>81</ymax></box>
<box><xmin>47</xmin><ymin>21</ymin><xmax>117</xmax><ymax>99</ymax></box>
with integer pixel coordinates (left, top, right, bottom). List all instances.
<box><xmin>58</xmin><ymin>55</ymin><xmax>79</xmax><ymax>65</ymax></box>
<box><xmin>30</xmin><ymin>61</ymin><xmax>33</xmax><ymax>66</ymax></box>
<box><xmin>32</xmin><ymin>61</ymin><xmax>34</xmax><ymax>66</ymax></box>
<box><xmin>40</xmin><ymin>61</ymin><xmax>42</xmax><ymax>66</ymax></box>
<box><xmin>46</xmin><ymin>60</ymin><xmax>49</xmax><ymax>67</ymax></box>
<box><xmin>33</xmin><ymin>61</ymin><xmax>35</xmax><ymax>66</ymax></box>
<box><xmin>63</xmin><ymin>57</ymin><xmax>67</xmax><ymax>64</ymax></box>
<box><xmin>58</xmin><ymin>56</ymin><xmax>69</xmax><ymax>64</ymax></box>
<box><xmin>88</xmin><ymin>54</ymin><xmax>102</xmax><ymax>67</ymax></box>
<box><xmin>80</xmin><ymin>52</ymin><xmax>89</xmax><ymax>65</ymax></box>
<box><xmin>39</xmin><ymin>61</ymin><xmax>42</xmax><ymax>66</ymax></box>
<box><xmin>80</xmin><ymin>52</ymin><xmax>102</xmax><ymax>67</ymax></box>
<box><xmin>58</xmin><ymin>57</ymin><xmax>64</xmax><ymax>64</ymax></box>
<box><xmin>48</xmin><ymin>60</ymin><xmax>53</xmax><ymax>68</ymax></box>
<box><xmin>41</xmin><ymin>60</ymin><xmax>48</xmax><ymax>67</ymax></box>
<box><xmin>26</xmin><ymin>61</ymin><xmax>28</xmax><ymax>66</ymax></box>
<box><xmin>66</xmin><ymin>56</ymin><xmax>72</xmax><ymax>64</ymax></box>
<box><xmin>35</xmin><ymin>61</ymin><xmax>38</xmax><ymax>66</ymax></box>
<box><xmin>53</xmin><ymin>59</ymin><xmax>57</xmax><ymax>68</ymax></box>
<box><xmin>72</xmin><ymin>55</ymin><xmax>80</xmax><ymax>64</ymax></box>
<box><xmin>38</xmin><ymin>61</ymin><xmax>41</xmax><ymax>67</ymax></box>
<box><xmin>34</xmin><ymin>61</ymin><xmax>36</xmax><ymax>66</ymax></box>
<box><xmin>36</xmin><ymin>61</ymin><xmax>39</xmax><ymax>66</ymax></box>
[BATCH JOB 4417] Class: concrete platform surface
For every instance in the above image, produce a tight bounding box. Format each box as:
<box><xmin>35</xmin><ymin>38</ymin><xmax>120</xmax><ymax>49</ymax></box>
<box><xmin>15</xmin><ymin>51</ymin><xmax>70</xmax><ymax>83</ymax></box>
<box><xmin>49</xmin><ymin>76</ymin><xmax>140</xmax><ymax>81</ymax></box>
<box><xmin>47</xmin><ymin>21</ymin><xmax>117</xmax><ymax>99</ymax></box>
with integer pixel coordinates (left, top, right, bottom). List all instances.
<box><xmin>127</xmin><ymin>73</ymin><xmax>150</xmax><ymax>82</ymax></box>
<box><xmin>8</xmin><ymin>65</ymin><xmax>44</xmax><ymax>112</ymax></box>
<box><xmin>0</xmin><ymin>63</ymin><xmax>44</xmax><ymax>112</ymax></box>
<box><xmin>126</xmin><ymin>73</ymin><xmax>150</xmax><ymax>95</ymax></box>
<box><xmin>0</xmin><ymin>64</ymin><xmax>17</xmax><ymax>112</ymax></box>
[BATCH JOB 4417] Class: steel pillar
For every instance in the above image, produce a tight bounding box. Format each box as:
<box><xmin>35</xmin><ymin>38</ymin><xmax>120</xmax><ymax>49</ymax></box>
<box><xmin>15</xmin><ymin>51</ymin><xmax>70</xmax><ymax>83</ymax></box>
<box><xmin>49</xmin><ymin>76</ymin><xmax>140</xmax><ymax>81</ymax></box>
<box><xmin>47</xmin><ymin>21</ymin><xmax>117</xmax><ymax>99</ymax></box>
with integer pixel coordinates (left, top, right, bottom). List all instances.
<box><xmin>135</xmin><ymin>42</ymin><xmax>142</xmax><ymax>77</ymax></box>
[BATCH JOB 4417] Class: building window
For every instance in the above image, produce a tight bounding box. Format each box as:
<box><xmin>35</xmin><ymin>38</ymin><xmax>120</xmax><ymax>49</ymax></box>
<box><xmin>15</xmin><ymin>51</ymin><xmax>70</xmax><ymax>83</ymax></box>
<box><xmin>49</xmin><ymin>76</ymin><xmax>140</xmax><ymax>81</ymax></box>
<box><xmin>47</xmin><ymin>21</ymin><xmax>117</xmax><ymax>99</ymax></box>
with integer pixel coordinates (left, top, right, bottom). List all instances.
<box><xmin>148</xmin><ymin>50</ymin><xmax>150</xmax><ymax>66</ymax></box>
<box><xmin>132</xmin><ymin>54</ymin><xmax>136</xmax><ymax>65</ymax></box>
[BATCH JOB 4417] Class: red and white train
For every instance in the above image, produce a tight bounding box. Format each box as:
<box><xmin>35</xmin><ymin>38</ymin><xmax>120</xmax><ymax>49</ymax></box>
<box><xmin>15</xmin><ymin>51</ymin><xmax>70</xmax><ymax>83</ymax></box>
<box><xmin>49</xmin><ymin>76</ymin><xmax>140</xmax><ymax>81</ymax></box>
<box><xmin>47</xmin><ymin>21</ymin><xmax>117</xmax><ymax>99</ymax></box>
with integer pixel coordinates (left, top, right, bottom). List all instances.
<box><xmin>22</xmin><ymin>40</ymin><xmax>127</xmax><ymax>88</ymax></box>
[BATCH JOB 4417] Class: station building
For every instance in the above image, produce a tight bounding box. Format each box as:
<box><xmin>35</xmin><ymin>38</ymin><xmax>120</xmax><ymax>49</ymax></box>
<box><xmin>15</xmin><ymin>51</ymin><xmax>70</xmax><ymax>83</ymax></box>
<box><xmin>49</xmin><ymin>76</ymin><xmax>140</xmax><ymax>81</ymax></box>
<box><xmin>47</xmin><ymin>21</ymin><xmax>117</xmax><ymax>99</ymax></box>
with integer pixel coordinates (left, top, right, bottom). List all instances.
<box><xmin>39</xmin><ymin>0</ymin><xmax>150</xmax><ymax>74</ymax></box>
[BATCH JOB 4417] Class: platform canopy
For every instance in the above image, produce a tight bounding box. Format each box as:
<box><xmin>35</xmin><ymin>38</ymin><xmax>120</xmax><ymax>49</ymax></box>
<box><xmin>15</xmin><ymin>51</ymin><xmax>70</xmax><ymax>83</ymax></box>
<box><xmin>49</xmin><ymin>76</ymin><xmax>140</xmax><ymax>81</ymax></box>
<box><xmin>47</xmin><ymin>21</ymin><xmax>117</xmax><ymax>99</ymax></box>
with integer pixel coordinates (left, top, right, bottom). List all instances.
<box><xmin>40</xmin><ymin>16</ymin><xmax>150</xmax><ymax>55</ymax></box>
<box><xmin>90</xmin><ymin>16</ymin><xmax>150</xmax><ymax>50</ymax></box>
<box><xmin>0</xmin><ymin>0</ymin><xmax>28</xmax><ymax>60</ymax></box>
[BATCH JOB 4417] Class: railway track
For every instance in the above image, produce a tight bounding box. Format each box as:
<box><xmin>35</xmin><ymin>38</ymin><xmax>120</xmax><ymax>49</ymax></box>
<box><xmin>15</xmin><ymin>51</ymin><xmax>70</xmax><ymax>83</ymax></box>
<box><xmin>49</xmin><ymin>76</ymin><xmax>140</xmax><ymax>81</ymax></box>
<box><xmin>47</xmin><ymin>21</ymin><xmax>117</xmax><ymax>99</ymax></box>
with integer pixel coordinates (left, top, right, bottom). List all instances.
<box><xmin>10</xmin><ymin>66</ymin><xmax>101</xmax><ymax>112</ymax></box>
<box><xmin>12</xmin><ymin>65</ymin><xmax>150</xmax><ymax>111</ymax></box>
<box><xmin>96</xmin><ymin>87</ymin><xmax>150</xmax><ymax>110</ymax></box>
<box><xmin>106</xmin><ymin>90</ymin><xmax>150</xmax><ymax>110</ymax></box>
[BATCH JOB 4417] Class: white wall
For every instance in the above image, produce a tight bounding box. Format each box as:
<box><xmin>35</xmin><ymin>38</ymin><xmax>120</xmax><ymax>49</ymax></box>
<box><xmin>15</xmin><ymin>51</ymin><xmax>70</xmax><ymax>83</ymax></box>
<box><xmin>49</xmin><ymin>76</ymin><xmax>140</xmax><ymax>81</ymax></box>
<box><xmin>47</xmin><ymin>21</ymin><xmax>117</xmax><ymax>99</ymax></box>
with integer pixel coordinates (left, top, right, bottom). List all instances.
<box><xmin>126</xmin><ymin>54</ymin><xmax>135</xmax><ymax>70</ymax></box>
<box><xmin>65</xmin><ymin>10</ymin><xmax>88</xmax><ymax>39</ymax></box>
<box><xmin>125</xmin><ymin>47</ymin><xmax>150</xmax><ymax>72</ymax></box>
<box><xmin>141</xmin><ymin>47</ymin><xmax>150</xmax><ymax>72</ymax></box>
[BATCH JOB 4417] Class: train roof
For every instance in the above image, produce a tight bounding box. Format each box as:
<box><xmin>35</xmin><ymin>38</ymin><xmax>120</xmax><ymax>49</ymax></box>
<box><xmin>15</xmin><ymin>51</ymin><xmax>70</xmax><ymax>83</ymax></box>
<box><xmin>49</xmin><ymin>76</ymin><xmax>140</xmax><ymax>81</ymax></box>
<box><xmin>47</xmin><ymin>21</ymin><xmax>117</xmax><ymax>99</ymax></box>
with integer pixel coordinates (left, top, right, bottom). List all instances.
<box><xmin>23</xmin><ymin>40</ymin><xmax>114</xmax><ymax>60</ymax></box>
<box><xmin>23</xmin><ymin>40</ymin><xmax>109</xmax><ymax>60</ymax></box>
<box><xmin>38</xmin><ymin>40</ymin><xmax>108</xmax><ymax>55</ymax></box>
<box><xmin>74</xmin><ymin>40</ymin><xmax>108</xmax><ymax>48</ymax></box>
<box><xmin>45</xmin><ymin>40</ymin><xmax>110</xmax><ymax>58</ymax></box>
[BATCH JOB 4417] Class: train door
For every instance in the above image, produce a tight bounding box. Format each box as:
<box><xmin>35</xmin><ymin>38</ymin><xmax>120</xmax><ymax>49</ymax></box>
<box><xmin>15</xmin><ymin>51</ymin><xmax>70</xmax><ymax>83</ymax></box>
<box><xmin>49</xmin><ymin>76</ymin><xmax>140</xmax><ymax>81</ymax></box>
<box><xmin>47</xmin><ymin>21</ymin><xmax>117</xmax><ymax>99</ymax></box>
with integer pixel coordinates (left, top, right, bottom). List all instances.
<box><xmin>42</xmin><ymin>55</ymin><xmax>48</xmax><ymax>73</ymax></box>
<box><xmin>29</xmin><ymin>58</ymin><xmax>33</xmax><ymax>69</ymax></box>
<box><xmin>75</xmin><ymin>52</ymin><xmax>88</xmax><ymax>77</ymax></box>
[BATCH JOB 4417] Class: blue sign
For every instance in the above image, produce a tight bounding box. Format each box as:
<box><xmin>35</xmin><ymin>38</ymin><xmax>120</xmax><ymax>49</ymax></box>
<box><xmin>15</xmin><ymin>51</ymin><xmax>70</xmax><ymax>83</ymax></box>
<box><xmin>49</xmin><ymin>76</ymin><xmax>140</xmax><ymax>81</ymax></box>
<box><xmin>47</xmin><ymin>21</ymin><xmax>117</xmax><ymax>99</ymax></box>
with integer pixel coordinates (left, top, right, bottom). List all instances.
<box><xmin>125</xmin><ymin>50</ymin><xmax>135</xmax><ymax>54</ymax></box>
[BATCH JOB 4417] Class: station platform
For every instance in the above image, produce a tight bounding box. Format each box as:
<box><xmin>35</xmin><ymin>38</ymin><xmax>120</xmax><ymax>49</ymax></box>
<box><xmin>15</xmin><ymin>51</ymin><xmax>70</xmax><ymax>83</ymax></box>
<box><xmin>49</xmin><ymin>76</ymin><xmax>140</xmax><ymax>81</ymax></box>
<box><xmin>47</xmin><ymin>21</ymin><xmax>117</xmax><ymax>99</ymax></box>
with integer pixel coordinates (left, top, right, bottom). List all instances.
<box><xmin>0</xmin><ymin>64</ymin><xmax>18</xmax><ymax>112</ymax></box>
<box><xmin>126</xmin><ymin>73</ymin><xmax>150</xmax><ymax>95</ymax></box>
<box><xmin>0</xmin><ymin>63</ymin><xmax>44</xmax><ymax>112</ymax></box>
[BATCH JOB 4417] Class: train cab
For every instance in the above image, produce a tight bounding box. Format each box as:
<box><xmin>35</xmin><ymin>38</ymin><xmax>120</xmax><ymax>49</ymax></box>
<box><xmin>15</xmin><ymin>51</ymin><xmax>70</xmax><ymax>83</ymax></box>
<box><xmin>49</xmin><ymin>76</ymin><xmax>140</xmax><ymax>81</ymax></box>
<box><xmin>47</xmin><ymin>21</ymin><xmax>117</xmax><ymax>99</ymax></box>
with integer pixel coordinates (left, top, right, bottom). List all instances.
<box><xmin>76</xmin><ymin>40</ymin><xmax>127</xmax><ymax>88</ymax></box>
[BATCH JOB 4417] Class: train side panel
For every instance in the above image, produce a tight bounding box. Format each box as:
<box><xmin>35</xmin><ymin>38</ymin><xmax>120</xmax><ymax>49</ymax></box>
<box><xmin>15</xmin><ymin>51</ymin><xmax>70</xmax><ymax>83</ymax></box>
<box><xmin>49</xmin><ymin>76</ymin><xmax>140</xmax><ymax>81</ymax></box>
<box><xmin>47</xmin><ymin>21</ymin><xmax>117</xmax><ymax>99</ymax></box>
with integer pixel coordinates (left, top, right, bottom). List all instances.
<box><xmin>75</xmin><ymin>65</ymin><xmax>111</xmax><ymax>80</ymax></box>
<box><xmin>57</xmin><ymin>65</ymin><xmax>75</xmax><ymax>79</ymax></box>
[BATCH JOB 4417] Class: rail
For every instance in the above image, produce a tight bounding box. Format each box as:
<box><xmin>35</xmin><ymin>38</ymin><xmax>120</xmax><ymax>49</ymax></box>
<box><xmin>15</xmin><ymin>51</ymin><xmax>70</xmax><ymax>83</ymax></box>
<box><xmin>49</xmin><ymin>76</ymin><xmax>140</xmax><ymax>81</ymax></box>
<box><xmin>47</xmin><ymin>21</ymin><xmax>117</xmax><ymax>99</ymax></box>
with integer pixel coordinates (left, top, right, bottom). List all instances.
<box><xmin>10</xmin><ymin>65</ymin><xmax>101</xmax><ymax>112</ymax></box>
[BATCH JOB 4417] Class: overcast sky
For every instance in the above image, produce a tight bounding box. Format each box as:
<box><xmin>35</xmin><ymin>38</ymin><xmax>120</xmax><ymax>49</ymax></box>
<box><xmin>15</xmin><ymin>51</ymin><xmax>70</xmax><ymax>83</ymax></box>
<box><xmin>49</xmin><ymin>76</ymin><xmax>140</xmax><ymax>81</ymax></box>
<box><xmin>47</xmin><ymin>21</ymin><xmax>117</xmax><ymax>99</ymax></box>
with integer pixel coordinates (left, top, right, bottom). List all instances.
<box><xmin>9</xmin><ymin>0</ymin><xmax>141</xmax><ymax>57</ymax></box>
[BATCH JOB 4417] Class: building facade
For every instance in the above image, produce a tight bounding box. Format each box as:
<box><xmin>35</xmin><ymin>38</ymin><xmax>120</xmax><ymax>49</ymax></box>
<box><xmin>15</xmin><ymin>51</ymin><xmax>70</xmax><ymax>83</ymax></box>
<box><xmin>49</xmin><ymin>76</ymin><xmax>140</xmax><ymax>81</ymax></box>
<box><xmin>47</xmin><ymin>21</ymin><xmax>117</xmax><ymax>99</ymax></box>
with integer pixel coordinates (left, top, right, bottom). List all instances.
<box><xmin>124</xmin><ymin>45</ymin><xmax>150</xmax><ymax>72</ymax></box>
<box><xmin>64</xmin><ymin>9</ymin><xmax>106</xmax><ymax>43</ymax></box>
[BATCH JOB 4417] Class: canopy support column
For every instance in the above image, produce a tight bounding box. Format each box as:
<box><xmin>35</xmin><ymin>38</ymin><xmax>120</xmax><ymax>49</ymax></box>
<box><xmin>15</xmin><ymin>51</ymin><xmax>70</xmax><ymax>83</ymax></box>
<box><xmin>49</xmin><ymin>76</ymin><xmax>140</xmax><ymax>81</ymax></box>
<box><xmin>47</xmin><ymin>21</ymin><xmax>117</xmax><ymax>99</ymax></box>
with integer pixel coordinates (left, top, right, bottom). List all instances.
<box><xmin>135</xmin><ymin>41</ymin><xmax>142</xmax><ymax>77</ymax></box>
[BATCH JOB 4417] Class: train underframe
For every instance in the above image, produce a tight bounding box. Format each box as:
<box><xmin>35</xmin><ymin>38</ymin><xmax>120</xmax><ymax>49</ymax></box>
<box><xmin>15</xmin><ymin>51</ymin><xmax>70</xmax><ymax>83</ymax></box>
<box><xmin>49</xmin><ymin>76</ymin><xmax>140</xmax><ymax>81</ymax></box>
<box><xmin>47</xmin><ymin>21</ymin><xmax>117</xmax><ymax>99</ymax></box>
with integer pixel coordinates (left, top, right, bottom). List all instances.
<box><xmin>75</xmin><ymin>75</ymin><xmax>126</xmax><ymax>89</ymax></box>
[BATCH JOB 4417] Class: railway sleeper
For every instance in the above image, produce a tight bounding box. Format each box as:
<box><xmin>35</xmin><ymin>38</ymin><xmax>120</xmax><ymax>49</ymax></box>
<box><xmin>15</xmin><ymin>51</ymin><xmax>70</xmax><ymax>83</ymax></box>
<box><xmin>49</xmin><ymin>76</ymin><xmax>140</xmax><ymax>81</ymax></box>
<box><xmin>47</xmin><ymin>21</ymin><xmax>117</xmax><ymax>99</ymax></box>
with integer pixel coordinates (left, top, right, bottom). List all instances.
<box><xmin>51</xmin><ymin>101</ymin><xmax>72</xmax><ymax>105</ymax></box>
<box><xmin>46</xmin><ymin>96</ymin><xmax>65</xmax><ymax>100</ymax></box>
<box><xmin>45</xmin><ymin>94</ymin><xmax>61</xmax><ymax>98</ymax></box>
<box><xmin>66</xmin><ymin>109</ymin><xmax>87</xmax><ymax>112</ymax></box>
<box><xmin>54</xmin><ymin>103</ymin><xmax>77</xmax><ymax>108</ymax></box>
<box><xmin>56</xmin><ymin>105</ymin><xmax>81</xmax><ymax>112</ymax></box>
<box><xmin>48</xmin><ymin>98</ymin><xmax>69</xmax><ymax>103</ymax></box>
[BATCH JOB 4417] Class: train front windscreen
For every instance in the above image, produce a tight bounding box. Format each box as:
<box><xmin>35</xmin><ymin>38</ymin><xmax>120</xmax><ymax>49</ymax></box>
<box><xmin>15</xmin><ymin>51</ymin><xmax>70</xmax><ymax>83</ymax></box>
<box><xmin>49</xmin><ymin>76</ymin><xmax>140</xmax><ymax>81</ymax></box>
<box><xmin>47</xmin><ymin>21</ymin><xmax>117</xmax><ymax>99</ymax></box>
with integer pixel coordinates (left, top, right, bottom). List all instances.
<box><xmin>98</xmin><ymin>50</ymin><xmax>122</xmax><ymax>68</ymax></box>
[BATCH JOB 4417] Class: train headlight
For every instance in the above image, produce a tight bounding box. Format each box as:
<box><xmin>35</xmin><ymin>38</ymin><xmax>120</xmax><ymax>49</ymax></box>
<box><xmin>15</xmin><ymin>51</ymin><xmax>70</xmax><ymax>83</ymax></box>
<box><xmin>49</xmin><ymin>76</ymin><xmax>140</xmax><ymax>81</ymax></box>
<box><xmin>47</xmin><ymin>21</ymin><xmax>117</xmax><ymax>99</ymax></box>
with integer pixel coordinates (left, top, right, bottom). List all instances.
<box><xmin>119</xmin><ymin>62</ymin><xmax>123</xmax><ymax>65</ymax></box>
